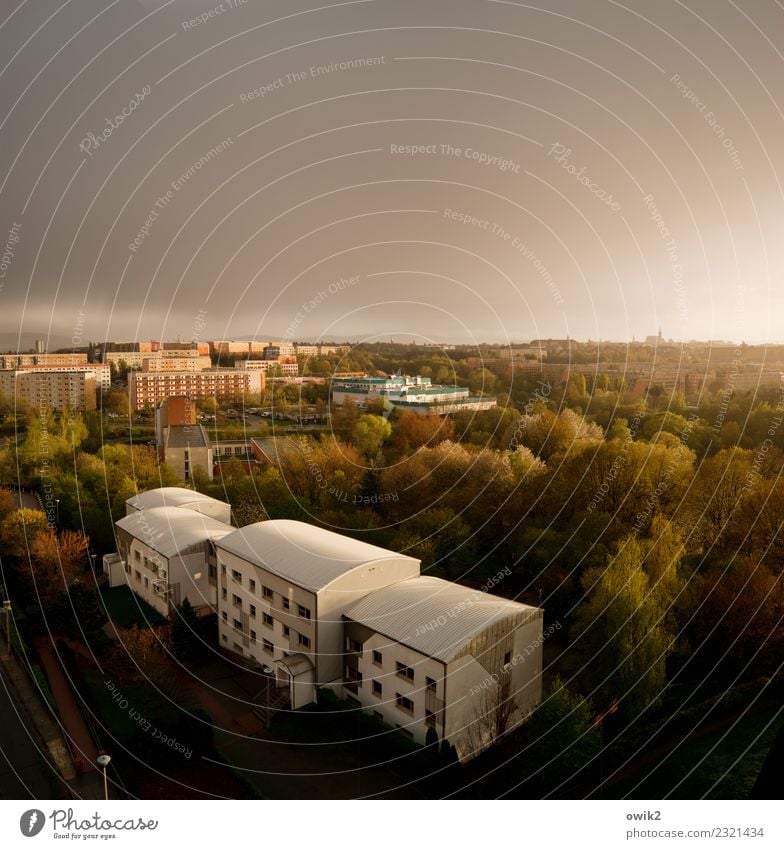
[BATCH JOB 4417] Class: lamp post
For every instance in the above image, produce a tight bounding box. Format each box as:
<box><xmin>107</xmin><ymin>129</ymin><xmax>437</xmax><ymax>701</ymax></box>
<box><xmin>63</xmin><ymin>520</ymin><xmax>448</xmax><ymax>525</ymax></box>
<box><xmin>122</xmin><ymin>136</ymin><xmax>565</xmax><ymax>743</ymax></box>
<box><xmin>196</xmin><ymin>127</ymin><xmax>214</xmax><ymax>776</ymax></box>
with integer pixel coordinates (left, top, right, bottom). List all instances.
<box><xmin>55</xmin><ymin>498</ymin><xmax>60</xmax><ymax>525</ymax></box>
<box><xmin>2</xmin><ymin>599</ymin><xmax>11</xmax><ymax>657</ymax></box>
<box><xmin>96</xmin><ymin>753</ymin><xmax>111</xmax><ymax>800</ymax></box>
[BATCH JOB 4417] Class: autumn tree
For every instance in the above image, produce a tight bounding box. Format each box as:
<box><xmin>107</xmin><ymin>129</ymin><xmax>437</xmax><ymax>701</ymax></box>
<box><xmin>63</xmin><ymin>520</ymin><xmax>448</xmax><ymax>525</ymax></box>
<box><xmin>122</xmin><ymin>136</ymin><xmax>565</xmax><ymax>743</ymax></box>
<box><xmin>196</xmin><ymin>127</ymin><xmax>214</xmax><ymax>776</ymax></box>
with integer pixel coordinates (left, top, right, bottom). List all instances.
<box><xmin>0</xmin><ymin>508</ymin><xmax>49</xmax><ymax>557</ymax></box>
<box><xmin>29</xmin><ymin>528</ymin><xmax>90</xmax><ymax>604</ymax></box>
<box><xmin>392</xmin><ymin>411</ymin><xmax>454</xmax><ymax>454</ymax></box>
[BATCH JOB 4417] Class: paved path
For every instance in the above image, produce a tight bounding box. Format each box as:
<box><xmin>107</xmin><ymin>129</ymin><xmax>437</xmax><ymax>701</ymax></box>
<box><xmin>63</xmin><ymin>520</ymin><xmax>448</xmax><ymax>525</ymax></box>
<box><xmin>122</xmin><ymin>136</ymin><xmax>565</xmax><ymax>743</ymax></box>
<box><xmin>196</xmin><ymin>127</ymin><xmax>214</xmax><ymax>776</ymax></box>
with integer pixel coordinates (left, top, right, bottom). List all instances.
<box><xmin>31</xmin><ymin>636</ymin><xmax>99</xmax><ymax>777</ymax></box>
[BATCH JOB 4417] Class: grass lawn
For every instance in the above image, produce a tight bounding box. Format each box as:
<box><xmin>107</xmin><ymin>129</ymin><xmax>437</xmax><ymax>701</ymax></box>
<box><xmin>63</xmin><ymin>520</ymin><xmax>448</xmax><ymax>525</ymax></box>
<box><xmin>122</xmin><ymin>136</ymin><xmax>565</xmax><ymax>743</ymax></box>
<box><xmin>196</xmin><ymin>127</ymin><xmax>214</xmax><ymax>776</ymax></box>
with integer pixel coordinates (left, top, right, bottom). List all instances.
<box><xmin>100</xmin><ymin>585</ymin><xmax>165</xmax><ymax>628</ymax></box>
<box><xmin>623</xmin><ymin>705</ymin><xmax>784</xmax><ymax>799</ymax></box>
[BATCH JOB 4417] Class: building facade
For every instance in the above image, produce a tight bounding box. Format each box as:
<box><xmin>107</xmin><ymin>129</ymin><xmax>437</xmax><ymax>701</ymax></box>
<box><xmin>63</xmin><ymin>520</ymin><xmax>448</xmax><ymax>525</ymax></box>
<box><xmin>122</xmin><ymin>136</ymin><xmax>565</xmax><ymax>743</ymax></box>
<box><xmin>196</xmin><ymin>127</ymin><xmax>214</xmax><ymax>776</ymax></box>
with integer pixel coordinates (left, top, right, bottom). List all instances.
<box><xmin>108</xmin><ymin>488</ymin><xmax>543</xmax><ymax>759</ymax></box>
<box><xmin>128</xmin><ymin>369</ymin><xmax>263</xmax><ymax>410</ymax></box>
<box><xmin>0</xmin><ymin>369</ymin><xmax>97</xmax><ymax>410</ymax></box>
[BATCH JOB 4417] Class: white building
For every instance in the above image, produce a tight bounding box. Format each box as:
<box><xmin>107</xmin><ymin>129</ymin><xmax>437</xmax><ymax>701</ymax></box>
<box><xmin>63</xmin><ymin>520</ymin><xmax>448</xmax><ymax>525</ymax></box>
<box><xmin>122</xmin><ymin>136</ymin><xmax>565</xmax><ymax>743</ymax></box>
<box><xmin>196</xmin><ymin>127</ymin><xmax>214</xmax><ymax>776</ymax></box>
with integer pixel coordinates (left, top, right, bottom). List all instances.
<box><xmin>331</xmin><ymin>375</ymin><xmax>497</xmax><ymax>415</ymax></box>
<box><xmin>343</xmin><ymin>576</ymin><xmax>542</xmax><ymax>759</ymax></box>
<box><xmin>114</xmin><ymin>505</ymin><xmax>233</xmax><ymax>617</ymax></box>
<box><xmin>107</xmin><ymin>488</ymin><xmax>543</xmax><ymax>759</ymax></box>
<box><xmin>213</xmin><ymin>521</ymin><xmax>420</xmax><ymax>708</ymax></box>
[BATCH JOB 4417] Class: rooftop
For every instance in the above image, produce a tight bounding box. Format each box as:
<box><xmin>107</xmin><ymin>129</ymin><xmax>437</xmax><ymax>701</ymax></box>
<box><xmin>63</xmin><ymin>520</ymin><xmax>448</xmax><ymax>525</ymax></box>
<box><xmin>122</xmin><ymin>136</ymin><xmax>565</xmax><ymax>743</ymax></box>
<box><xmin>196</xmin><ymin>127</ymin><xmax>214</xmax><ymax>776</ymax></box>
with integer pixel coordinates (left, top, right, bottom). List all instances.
<box><xmin>126</xmin><ymin>487</ymin><xmax>229</xmax><ymax>512</ymax></box>
<box><xmin>215</xmin><ymin>520</ymin><xmax>419</xmax><ymax>591</ymax></box>
<box><xmin>345</xmin><ymin>576</ymin><xmax>540</xmax><ymax>662</ymax></box>
<box><xmin>116</xmin><ymin>506</ymin><xmax>233</xmax><ymax>558</ymax></box>
<box><xmin>165</xmin><ymin>424</ymin><xmax>209</xmax><ymax>448</ymax></box>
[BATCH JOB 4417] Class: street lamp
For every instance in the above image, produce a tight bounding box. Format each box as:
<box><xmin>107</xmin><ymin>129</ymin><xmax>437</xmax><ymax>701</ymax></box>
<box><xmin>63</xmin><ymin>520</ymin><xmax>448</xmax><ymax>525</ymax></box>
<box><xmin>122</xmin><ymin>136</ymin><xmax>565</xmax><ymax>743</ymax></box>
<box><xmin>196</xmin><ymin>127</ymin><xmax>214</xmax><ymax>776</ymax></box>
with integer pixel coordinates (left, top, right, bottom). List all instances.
<box><xmin>2</xmin><ymin>599</ymin><xmax>11</xmax><ymax>657</ymax></box>
<box><xmin>96</xmin><ymin>753</ymin><xmax>111</xmax><ymax>800</ymax></box>
<box><xmin>55</xmin><ymin>498</ymin><xmax>60</xmax><ymax>525</ymax></box>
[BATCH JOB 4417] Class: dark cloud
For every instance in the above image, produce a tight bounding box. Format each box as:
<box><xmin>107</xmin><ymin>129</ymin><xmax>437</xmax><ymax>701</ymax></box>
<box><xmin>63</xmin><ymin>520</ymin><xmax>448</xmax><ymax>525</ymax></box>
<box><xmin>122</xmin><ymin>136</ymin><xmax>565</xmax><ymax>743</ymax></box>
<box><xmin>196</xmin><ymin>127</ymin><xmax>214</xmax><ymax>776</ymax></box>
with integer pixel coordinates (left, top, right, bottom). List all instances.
<box><xmin>1</xmin><ymin>0</ymin><xmax>782</xmax><ymax>347</ymax></box>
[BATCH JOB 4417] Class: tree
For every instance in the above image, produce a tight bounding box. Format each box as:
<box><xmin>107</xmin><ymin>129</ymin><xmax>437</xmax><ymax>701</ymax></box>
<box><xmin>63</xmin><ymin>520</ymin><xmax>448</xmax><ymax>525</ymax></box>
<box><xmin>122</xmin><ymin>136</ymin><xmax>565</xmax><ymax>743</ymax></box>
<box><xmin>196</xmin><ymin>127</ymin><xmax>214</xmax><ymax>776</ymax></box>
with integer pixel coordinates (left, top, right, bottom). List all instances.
<box><xmin>352</xmin><ymin>414</ymin><xmax>392</xmax><ymax>459</ymax></box>
<box><xmin>108</xmin><ymin>623</ymin><xmax>171</xmax><ymax>685</ymax></box>
<box><xmin>171</xmin><ymin>599</ymin><xmax>201</xmax><ymax>664</ymax></box>
<box><xmin>392</xmin><ymin>411</ymin><xmax>454</xmax><ymax>454</ymax></box>
<box><xmin>685</xmin><ymin>447</ymin><xmax>753</xmax><ymax>550</ymax></box>
<box><xmin>29</xmin><ymin>528</ymin><xmax>90</xmax><ymax>604</ymax></box>
<box><xmin>462</xmin><ymin>674</ymin><xmax>517</xmax><ymax>759</ymax></box>
<box><xmin>0</xmin><ymin>508</ymin><xmax>49</xmax><ymax>557</ymax></box>
<box><xmin>0</xmin><ymin>487</ymin><xmax>16</xmax><ymax>521</ymax></box>
<box><xmin>526</xmin><ymin>676</ymin><xmax>601</xmax><ymax>786</ymax></box>
<box><xmin>572</xmin><ymin>536</ymin><xmax>673</xmax><ymax>718</ymax></box>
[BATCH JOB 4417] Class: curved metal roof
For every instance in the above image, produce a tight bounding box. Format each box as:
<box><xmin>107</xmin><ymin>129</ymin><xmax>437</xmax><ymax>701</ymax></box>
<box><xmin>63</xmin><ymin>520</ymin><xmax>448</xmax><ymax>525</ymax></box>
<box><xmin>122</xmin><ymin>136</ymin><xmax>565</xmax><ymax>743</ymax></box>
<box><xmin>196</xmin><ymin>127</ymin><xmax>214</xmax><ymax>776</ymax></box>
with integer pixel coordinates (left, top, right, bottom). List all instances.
<box><xmin>126</xmin><ymin>487</ymin><xmax>228</xmax><ymax>511</ymax></box>
<box><xmin>116</xmin><ymin>506</ymin><xmax>233</xmax><ymax>558</ymax></box>
<box><xmin>344</xmin><ymin>576</ymin><xmax>541</xmax><ymax>662</ymax></box>
<box><xmin>215</xmin><ymin>520</ymin><xmax>419</xmax><ymax>592</ymax></box>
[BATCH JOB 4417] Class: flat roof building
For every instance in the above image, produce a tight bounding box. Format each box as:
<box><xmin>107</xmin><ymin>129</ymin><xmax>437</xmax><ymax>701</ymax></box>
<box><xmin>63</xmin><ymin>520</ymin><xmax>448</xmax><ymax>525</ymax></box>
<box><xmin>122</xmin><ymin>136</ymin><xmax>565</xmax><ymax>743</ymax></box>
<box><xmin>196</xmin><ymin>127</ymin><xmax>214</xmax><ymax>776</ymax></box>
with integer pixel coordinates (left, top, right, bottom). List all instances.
<box><xmin>128</xmin><ymin>369</ymin><xmax>263</xmax><ymax>410</ymax></box>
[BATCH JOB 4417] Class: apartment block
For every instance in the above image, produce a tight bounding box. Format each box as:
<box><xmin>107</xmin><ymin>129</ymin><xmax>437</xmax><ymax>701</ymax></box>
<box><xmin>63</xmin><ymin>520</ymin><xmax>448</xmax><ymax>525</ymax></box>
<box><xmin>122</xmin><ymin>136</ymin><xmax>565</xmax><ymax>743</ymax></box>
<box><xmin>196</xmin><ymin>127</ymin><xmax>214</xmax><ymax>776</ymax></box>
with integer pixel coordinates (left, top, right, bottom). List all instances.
<box><xmin>0</xmin><ymin>369</ymin><xmax>97</xmax><ymax>410</ymax></box>
<box><xmin>128</xmin><ymin>369</ymin><xmax>263</xmax><ymax>410</ymax></box>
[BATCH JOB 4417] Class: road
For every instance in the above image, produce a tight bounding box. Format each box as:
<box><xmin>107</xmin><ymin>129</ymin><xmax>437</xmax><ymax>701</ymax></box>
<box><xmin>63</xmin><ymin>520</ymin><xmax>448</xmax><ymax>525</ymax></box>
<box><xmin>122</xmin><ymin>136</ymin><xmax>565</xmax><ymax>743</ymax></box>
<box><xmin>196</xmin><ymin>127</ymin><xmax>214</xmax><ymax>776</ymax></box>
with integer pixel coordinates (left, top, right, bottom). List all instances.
<box><xmin>0</xmin><ymin>669</ymin><xmax>67</xmax><ymax>799</ymax></box>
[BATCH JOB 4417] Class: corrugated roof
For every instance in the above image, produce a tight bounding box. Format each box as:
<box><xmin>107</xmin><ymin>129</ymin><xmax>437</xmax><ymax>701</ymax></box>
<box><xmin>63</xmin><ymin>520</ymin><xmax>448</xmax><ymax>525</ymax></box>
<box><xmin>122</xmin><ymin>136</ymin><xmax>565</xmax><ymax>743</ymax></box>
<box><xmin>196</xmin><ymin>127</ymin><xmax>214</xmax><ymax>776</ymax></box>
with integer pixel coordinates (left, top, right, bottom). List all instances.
<box><xmin>215</xmin><ymin>520</ymin><xmax>419</xmax><ymax>591</ymax></box>
<box><xmin>126</xmin><ymin>487</ymin><xmax>228</xmax><ymax>512</ymax></box>
<box><xmin>116</xmin><ymin>506</ymin><xmax>233</xmax><ymax>558</ymax></box>
<box><xmin>345</xmin><ymin>576</ymin><xmax>540</xmax><ymax>662</ymax></box>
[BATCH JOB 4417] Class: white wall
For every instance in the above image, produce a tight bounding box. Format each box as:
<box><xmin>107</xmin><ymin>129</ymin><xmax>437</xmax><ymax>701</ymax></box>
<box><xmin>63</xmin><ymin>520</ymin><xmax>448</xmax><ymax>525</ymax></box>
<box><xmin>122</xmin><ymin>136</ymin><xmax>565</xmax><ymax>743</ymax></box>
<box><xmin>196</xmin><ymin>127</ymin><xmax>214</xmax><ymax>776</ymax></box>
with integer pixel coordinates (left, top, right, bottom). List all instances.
<box><xmin>317</xmin><ymin>557</ymin><xmax>420</xmax><ymax>685</ymax></box>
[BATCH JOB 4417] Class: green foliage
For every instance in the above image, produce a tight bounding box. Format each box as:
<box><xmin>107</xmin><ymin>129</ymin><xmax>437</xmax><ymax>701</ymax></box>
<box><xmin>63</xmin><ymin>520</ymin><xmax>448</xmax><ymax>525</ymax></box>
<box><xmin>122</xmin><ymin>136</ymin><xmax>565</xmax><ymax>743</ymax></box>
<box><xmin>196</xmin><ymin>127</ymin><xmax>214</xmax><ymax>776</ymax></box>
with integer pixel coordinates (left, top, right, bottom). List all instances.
<box><xmin>527</xmin><ymin>676</ymin><xmax>601</xmax><ymax>783</ymax></box>
<box><xmin>573</xmin><ymin>537</ymin><xmax>674</xmax><ymax>718</ymax></box>
<box><xmin>351</xmin><ymin>414</ymin><xmax>392</xmax><ymax>459</ymax></box>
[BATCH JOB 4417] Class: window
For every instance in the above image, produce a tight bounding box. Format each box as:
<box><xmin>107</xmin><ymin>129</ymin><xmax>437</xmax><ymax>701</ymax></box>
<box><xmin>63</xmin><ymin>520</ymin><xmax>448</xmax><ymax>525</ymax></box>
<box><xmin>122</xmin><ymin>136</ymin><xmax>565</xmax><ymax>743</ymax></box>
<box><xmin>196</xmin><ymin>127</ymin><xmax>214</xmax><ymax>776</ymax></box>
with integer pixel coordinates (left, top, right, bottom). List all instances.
<box><xmin>425</xmin><ymin>709</ymin><xmax>436</xmax><ymax>728</ymax></box>
<box><xmin>372</xmin><ymin>650</ymin><xmax>383</xmax><ymax>667</ymax></box>
<box><xmin>221</xmin><ymin>564</ymin><xmax>226</xmax><ymax>575</ymax></box>
<box><xmin>395</xmin><ymin>694</ymin><xmax>414</xmax><ymax>714</ymax></box>
<box><xmin>297</xmin><ymin>604</ymin><xmax>311</xmax><ymax>620</ymax></box>
<box><xmin>249</xmin><ymin>604</ymin><xmax>256</xmax><ymax>618</ymax></box>
<box><xmin>399</xmin><ymin>728</ymin><xmax>414</xmax><ymax>741</ymax></box>
<box><xmin>233</xmin><ymin>619</ymin><xmax>242</xmax><ymax>630</ymax></box>
<box><xmin>250</xmin><ymin>630</ymin><xmax>257</xmax><ymax>643</ymax></box>
<box><xmin>346</xmin><ymin>667</ymin><xmax>362</xmax><ymax>685</ymax></box>
<box><xmin>426</xmin><ymin>676</ymin><xmax>436</xmax><ymax>691</ymax></box>
<box><xmin>134</xmin><ymin>570</ymin><xmax>141</xmax><ymax>583</ymax></box>
<box><xmin>134</xmin><ymin>550</ymin><xmax>140</xmax><ymax>562</ymax></box>
<box><xmin>298</xmin><ymin>634</ymin><xmax>311</xmax><ymax>649</ymax></box>
<box><xmin>249</xmin><ymin>579</ymin><xmax>256</xmax><ymax>593</ymax></box>
<box><xmin>282</xmin><ymin>597</ymin><xmax>290</xmax><ymax>610</ymax></box>
<box><xmin>231</xmin><ymin>570</ymin><xmax>242</xmax><ymax>584</ymax></box>
<box><xmin>373</xmin><ymin>711</ymin><xmax>383</xmax><ymax>721</ymax></box>
<box><xmin>262</xmin><ymin>585</ymin><xmax>273</xmax><ymax>600</ymax></box>
<box><xmin>232</xmin><ymin>594</ymin><xmax>242</xmax><ymax>607</ymax></box>
<box><xmin>263</xmin><ymin>639</ymin><xmax>273</xmax><ymax>653</ymax></box>
<box><xmin>372</xmin><ymin>680</ymin><xmax>382</xmax><ymax>697</ymax></box>
<box><xmin>209</xmin><ymin>564</ymin><xmax>217</xmax><ymax>580</ymax></box>
<box><xmin>396</xmin><ymin>662</ymin><xmax>414</xmax><ymax>682</ymax></box>
<box><xmin>504</xmin><ymin>651</ymin><xmax>512</xmax><ymax>667</ymax></box>
<box><xmin>262</xmin><ymin>612</ymin><xmax>273</xmax><ymax>628</ymax></box>
<box><xmin>221</xmin><ymin>634</ymin><xmax>227</xmax><ymax>643</ymax></box>
<box><xmin>221</xmin><ymin>612</ymin><xmax>227</xmax><ymax>622</ymax></box>
<box><xmin>221</xmin><ymin>588</ymin><xmax>227</xmax><ymax>601</ymax></box>
<box><xmin>144</xmin><ymin>577</ymin><xmax>149</xmax><ymax>588</ymax></box>
<box><xmin>347</xmin><ymin>638</ymin><xmax>362</xmax><ymax>653</ymax></box>
<box><xmin>233</xmin><ymin>643</ymin><xmax>243</xmax><ymax>654</ymax></box>
<box><xmin>282</xmin><ymin>625</ymin><xmax>290</xmax><ymax>638</ymax></box>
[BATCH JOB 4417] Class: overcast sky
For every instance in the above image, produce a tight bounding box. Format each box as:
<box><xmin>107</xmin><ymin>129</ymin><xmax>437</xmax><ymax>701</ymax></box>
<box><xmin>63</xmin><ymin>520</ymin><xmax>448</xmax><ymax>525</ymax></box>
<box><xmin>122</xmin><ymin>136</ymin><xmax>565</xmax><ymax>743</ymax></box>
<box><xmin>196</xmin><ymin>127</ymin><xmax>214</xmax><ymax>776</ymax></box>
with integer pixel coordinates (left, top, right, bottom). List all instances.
<box><xmin>1</xmin><ymin>0</ymin><xmax>783</xmax><ymax>348</ymax></box>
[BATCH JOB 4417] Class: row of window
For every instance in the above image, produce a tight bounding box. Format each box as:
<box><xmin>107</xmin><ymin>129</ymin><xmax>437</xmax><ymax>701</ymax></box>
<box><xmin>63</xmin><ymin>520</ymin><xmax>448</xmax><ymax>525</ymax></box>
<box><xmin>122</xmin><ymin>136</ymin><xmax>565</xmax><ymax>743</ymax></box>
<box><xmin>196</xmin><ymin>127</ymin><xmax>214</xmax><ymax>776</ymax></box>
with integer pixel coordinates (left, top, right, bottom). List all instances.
<box><xmin>347</xmin><ymin>676</ymin><xmax>436</xmax><ymax>727</ymax></box>
<box><xmin>223</xmin><ymin>573</ymin><xmax>311</xmax><ymax>619</ymax></box>
<box><xmin>220</xmin><ymin>612</ymin><xmax>311</xmax><ymax>649</ymax></box>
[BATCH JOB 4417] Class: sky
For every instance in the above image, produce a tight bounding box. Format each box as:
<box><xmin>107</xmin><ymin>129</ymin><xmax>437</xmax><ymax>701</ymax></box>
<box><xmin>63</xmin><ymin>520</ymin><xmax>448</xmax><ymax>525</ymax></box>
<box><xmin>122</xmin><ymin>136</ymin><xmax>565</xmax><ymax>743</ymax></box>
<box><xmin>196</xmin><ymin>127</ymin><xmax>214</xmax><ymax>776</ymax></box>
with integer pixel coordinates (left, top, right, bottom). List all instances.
<box><xmin>1</xmin><ymin>0</ymin><xmax>783</xmax><ymax>349</ymax></box>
